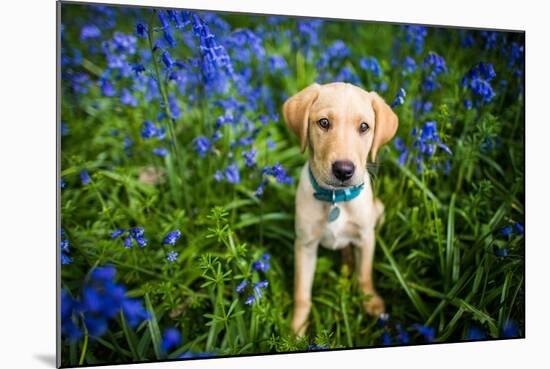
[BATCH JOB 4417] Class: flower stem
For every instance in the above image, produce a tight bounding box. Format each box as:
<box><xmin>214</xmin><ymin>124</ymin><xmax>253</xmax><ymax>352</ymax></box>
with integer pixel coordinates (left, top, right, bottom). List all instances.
<box><xmin>146</xmin><ymin>23</ymin><xmax>190</xmax><ymax>214</ymax></box>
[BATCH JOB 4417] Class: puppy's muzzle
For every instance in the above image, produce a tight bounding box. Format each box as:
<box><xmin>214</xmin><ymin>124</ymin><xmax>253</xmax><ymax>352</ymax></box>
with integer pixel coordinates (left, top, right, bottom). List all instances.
<box><xmin>332</xmin><ymin>160</ymin><xmax>355</xmax><ymax>182</ymax></box>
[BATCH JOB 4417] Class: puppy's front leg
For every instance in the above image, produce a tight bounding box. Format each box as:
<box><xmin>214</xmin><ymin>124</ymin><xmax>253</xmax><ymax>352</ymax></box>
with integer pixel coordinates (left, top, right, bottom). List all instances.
<box><xmin>292</xmin><ymin>238</ymin><xmax>319</xmax><ymax>336</ymax></box>
<box><xmin>356</xmin><ymin>230</ymin><xmax>385</xmax><ymax>316</ymax></box>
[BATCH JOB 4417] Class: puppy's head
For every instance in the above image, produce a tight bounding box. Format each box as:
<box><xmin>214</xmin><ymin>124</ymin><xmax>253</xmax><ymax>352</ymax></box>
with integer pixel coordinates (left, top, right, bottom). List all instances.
<box><xmin>283</xmin><ymin>82</ymin><xmax>398</xmax><ymax>188</ymax></box>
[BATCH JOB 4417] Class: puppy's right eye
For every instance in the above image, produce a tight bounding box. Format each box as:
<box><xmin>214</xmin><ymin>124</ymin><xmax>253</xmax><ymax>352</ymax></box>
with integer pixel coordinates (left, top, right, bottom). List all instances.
<box><xmin>318</xmin><ymin>118</ymin><xmax>330</xmax><ymax>130</ymax></box>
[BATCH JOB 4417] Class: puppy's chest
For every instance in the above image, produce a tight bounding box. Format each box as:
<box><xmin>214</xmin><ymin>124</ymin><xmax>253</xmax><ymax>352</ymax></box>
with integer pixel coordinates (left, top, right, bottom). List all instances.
<box><xmin>319</xmin><ymin>206</ymin><xmax>364</xmax><ymax>250</ymax></box>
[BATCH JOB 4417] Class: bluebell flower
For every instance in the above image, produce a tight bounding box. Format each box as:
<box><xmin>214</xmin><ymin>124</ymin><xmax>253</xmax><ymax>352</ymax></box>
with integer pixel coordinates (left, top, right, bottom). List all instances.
<box><xmin>466</xmin><ymin>326</ymin><xmax>487</xmax><ymax>340</ymax></box>
<box><xmin>268</xmin><ymin>55</ymin><xmax>289</xmax><ymax>74</ymax></box>
<box><xmin>120</xmin><ymin>88</ymin><xmax>138</xmax><ymax>107</ymax></box>
<box><xmin>401</xmin><ymin>56</ymin><xmax>417</xmax><ymax>75</ymax></box>
<box><xmin>166</xmin><ymin>251</ymin><xmax>179</xmax><ymax>262</ymax></box>
<box><xmin>307</xmin><ymin>344</ymin><xmax>329</xmax><ymax>351</ymax></box>
<box><xmin>514</xmin><ymin>222</ymin><xmax>524</xmax><ymax>235</ymax></box>
<box><xmin>161</xmin><ymin>51</ymin><xmax>174</xmax><ymax>69</ymax></box>
<box><xmin>481</xmin><ymin>31</ymin><xmax>499</xmax><ymax>50</ymax></box>
<box><xmin>225</xmin><ymin>163</ymin><xmax>240</xmax><ymax>184</ymax></box>
<box><xmin>141</xmin><ymin>120</ymin><xmax>158</xmax><ymax>139</ymax></box>
<box><xmin>462</xmin><ymin>62</ymin><xmax>496</xmax><ymax>105</ymax></box>
<box><xmin>152</xmin><ymin>147</ymin><xmax>168</xmax><ymax>157</ymax></box>
<box><xmin>162</xmin><ymin>230</ymin><xmax>181</xmax><ymax>246</ymax></box>
<box><xmin>60</xmin><ymin>236</ymin><xmax>72</xmax><ymax>265</ymax></box>
<box><xmin>61</xmin><ymin>178</ymin><xmax>67</xmax><ymax>189</ymax></box>
<box><xmin>502</xmin><ymin>320</ymin><xmax>520</xmax><ymax>338</ymax></box>
<box><xmin>193</xmin><ymin>136</ymin><xmax>211</xmax><ymax>157</ymax></box>
<box><xmin>252</xmin><ymin>257</ymin><xmax>270</xmax><ymax>272</ymax></box>
<box><xmin>136</xmin><ymin>23</ymin><xmax>147</xmax><ymax>38</ymax></box>
<box><xmin>80</xmin><ymin>170</ymin><xmax>91</xmax><ymax>185</ymax></box>
<box><xmin>244</xmin><ymin>294</ymin><xmax>255</xmax><ymax>305</ymax></box>
<box><xmin>412</xmin><ymin>324</ymin><xmax>435</xmax><ymax>342</ymax></box>
<box><xmin>359</xmin><ymin>56</ymin><xmax>382</xmax><ymax>78</ymax></box>
<box><xmin>382</xmin><ymin>331</ymin><xmax>392</xmax><ymax>345</ymax></box>
<box><xmin>111</xmin><ymin>229</ymin><xmax>125</xmax><ymax>239</ymax></box>
<box><xmin>214</xmin><ymin>170</ymin><xmax>224</xmax><ymax>182</ymax></box>
<box><xmin>500</xmin><ymin>226</ymin><xmax>513</xmax><ymax>237</ymax></box>
<box><xmin>422</xmin><ymin>52</ymin><xmax>447</xmax><ymax>92</ymax></box>
<box><xmin>242</xmin><ymin>148</ymin><xmax>257</xmax><ymax>168</ymax></box>
<box><xmin>236</xmin><ymin>279</ymin><xmax>249</xmax><ymax>294</ymax></box>
<box><xmin>61</xmin><ymin>121</ymin><xmax>69</xmax><ymax>136</ymax></box>
<box><xmin>267</xmin><ymin>139</ymin><xmax>275</xmax><ymax>150</ymax></box>
<box><xmin>135</xmin><ymin>236</ymin><xmax>147</xmax><ymax>248</ymax></box>
<box><xmin>161</xmin><ymin>328</ymin><xmax>182</xmax><ymax>352</ymax></box>
<box><xmin>391</xmin><ymin>88</ymin><xmax>407</xmax><ymax>108</ymax></box>
<box><xmin>80</xmin><ymin>24</ymin><xmax>101</xmax><ymax>41</ymax></box>
<box><xmin>100</xmin><ymin>80</ymin><xmax>116</xmax><ymax>97</ymax></box>
<box><xmin>254</xmin><ymin>180</ymin><xmax>267</xmax><ymax>198</ymax></box>
<box><xmin>395</xmin><ymin>324</ymin><xmax>409</xmax><ymax>344</ymax></box>
<box><xmin>123</xmin><ymin>235</ymin><xmax>133</xmax><ymax>248</ymax></box>
<box><xmin>403</xmin><ymin>25</ymin><xmax>427</xmax><ymax>54</ymax></box>
<box><xmin>61</xmin><ymin>266</ymin><xmax>150</xmax><ymax>341</ymax></box>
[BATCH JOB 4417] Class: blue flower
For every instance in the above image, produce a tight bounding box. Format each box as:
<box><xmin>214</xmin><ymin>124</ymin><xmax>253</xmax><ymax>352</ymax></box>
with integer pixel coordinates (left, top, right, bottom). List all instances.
<box><xmin>242</xmin><ymin>148</ymin><xmax>257</xmax><ymax>168</ymax></box>
<box><xmin>61</xmin><ymin>178</ymin><xmax>67</xmax><ymax>190</ymax></box>
<box><xmin>252</xmin><ymin>253</ymin><xmax>271</xmax><ymax>272</ymax></box>
<box><xmin>111</xmin><ymin>229</ymin><xmax>125</xmax><ymax>238</ymax></box>
<box><xmin>120</xmin><ymin>88</ymin><xmax>138</xmax><ymax>107</ymax></box>
<box><xmin>161</xmin><ymin>328</ymin><xmax>182</xmax><ymax>352</ymax></box>
<box><xmin>462</xmin><ymin>62</ymin><xmax>496</xmax><ymax>105</ymax></box>
<box><xmin>166</xmin><ymin>251</ymin><xmax>179</xmax><ymax>262</ymax></box>
<box><xmin>466</xmin><ymin>326</ymin><xmax>487</xmax><ymax>340</ymax></box>
<box><xmin>152</xmin><ymin>147</ymin><xmax>168</xmax><ymax>157</ymax></box>
<box><xmin>359</xmin><ymin>56</ymin><xmax>382</xmax><ymax>78</ymax></box>
<box><xmin>244</xmin><ymin>294</ymin><xmax>255</xmax><ymax>305</ymax></box>
<box><xmin>123</xmin><ymin>235</ymin><xmax>133</xmax><ymax>248</ymax></box>
<box><xmin>100</xmin><ymin>80</ymin><xmax>116</xmax><ymax>97</ymax></box>
<box><xmin>136</xmin><ymin>23</ymin><xmax>147</xmax><ymax>38</ymax></box>
<box><xmin>307</xmin><ymin>344</ymin><xmax>329</xmax><ymax>351</ymax></box>
<box><xmin>161</xmin><ymin>51</ymin><xmax>174</xmax><ymax>69</ymax></box>
<box><xmin>500</xmin><ymin>225</ymin><xmax>513</xmax><ymax>237</ymax></box>
<box><xmin>403</xmin><ymin>26</ymin><xmax>427</xmax><ymax>55</ymax></box>
<box><xmin>61</xmin><ymin>266</ymin><xmax>151</xmax><ymax>342</ymax></box>
<box><xmin>382</xmin><ymin>331</ymin><xmax>392</xmax><ymax>345</ymax></box>
<box><xmin>395</xmin><ymin>324</ymin><xmax>409</xmax><ymax>344</ymax></box>
<box><xmin>60</xmin><ymin>236</ymin><xmax>72</xmax><ymax>265</ymax></box>
<box><xmin>502</xmin><ymin>320</ymin><xmax>520</xmax><ymax>338</ymax></box>
<box><xmin>514</xmin><ymin>222</ymin><xmax>524</xmax><ymax>235</ymax></box>
<box><xmin>494</xmin><ymin>247</ymin><xmax>509</xmax><ymax>257</ymax></box>
<box><xmin>391</xmin><ymin>88</ymin><xmax>407</xmax><ymax>108</ymax></box>
<box><xmin>225</xmin><ymin>163</ymin><xmax>240</xmax><ymax>184</ymax></box>
<box><xmin>235</xmin><ymin>279</ymin><xmax>249</xmax><ymax>294</ymax></box>
<box><xmin>193</xmin><ymin>136</ymin><xmax>211</xmax><ymax>157</ymax></box>
<box><xmin>401</xmin><ymin>56</ymin><xmax>417</xmax><ymax>75</ymax></box>
<box><xmin>214</xmin><ymin>170</ymin><xmax>224</xmax><ymax>182</ymax></box>
<box><xmin>80</xmin><ymin>170</ymin><xmax>91</xmax><ymax>185</ymax></box>
<box><xmin>162</xmin><ymin>230</ymin><xmax>181</xmax><ymax>246</ymax></box>
<box><xmin>80</xmin><ymin>24</ymin><xmax>101</xmax><ymax>41</ymax></box>
<box><xmin>412</xmin><ymin>324</ymin><xmax>435</xmax><ymax>342</ymax></box>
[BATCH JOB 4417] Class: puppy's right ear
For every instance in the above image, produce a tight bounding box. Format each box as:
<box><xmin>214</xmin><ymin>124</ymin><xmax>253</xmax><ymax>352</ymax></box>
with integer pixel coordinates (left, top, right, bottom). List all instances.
<box><xmin>283</xmin><ymin>83</ymin><xmax>320</xmax><ymax>153</ymax></box>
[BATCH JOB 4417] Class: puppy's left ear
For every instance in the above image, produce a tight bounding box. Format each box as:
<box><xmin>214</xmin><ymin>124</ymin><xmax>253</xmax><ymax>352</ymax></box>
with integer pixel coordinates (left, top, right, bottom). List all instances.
<box><xmin>370</xmin><ymin>92</ymin><xmax>399</xmax><ymax>162</ymax></box>
<box><xmin>283</xmin><ymin>83</ymin><xmax>320</xmax><ymax>153</ymax></box>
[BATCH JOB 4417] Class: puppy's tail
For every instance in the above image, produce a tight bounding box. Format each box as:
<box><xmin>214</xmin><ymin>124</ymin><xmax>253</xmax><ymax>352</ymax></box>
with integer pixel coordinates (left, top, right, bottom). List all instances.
<box><xmin>373</xmin><ymin>198</ymin><xmax>385</xmax><ymax>227</ymax></box>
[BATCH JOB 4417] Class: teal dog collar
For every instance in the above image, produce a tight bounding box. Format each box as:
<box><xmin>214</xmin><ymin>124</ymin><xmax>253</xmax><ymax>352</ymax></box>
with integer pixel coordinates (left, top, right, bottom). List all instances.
<box><xmin>308</xmin><ymin>166</ymin><xmax>364</xmax><ymax>204</ymax></box>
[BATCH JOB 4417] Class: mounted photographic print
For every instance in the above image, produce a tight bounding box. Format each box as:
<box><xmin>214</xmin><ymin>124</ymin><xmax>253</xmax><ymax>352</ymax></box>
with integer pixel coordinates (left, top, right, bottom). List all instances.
<box><xmin>58</xmin><ymin>0</ymin><xmax>525</xmax><ymax>367</ymax></box>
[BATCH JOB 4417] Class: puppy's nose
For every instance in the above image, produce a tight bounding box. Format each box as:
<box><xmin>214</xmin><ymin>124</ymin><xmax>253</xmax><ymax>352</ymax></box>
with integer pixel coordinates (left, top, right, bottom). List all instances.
<box><xmin>332</xmin><ymin>160</ymin><xmax>355</xmax><ymax>181</ymax></box>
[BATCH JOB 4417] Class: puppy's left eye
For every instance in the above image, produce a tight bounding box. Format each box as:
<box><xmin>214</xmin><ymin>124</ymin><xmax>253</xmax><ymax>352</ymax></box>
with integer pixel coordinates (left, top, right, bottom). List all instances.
<box><xmin>359</xmin><ymin>122</ymin><xmax>370</xmax><ymax>133</ymax></box>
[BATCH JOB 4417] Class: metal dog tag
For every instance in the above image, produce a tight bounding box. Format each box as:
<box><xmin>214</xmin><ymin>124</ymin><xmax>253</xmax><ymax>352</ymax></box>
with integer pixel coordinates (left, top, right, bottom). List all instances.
<box><xmin>328</xmin><ymin>205</ymin><xmax>340</xmax><ymax>222</ymax></box>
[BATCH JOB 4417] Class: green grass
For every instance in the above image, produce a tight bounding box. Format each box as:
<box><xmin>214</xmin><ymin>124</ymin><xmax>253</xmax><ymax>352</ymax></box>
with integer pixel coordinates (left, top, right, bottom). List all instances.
<box><xmin>59</xmin><ymin>3</ymin><xmax>524</xmax><ymax>366</ymax></box>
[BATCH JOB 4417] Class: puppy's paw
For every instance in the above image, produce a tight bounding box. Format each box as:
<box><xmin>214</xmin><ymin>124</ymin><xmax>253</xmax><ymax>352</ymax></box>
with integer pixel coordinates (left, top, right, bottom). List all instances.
<box><xmin>292</xmin><ymin>316</ymin><xmax>309</xmax><ymax>337</ymax></box>
<box><xmin>364</xmin><ymin>294</ymin><xmax>385</xmax><ymax>317</ymax></box>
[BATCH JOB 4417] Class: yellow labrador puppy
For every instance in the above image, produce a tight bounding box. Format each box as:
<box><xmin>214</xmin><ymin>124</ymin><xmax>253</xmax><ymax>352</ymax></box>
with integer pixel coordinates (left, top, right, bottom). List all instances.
<box><xmin>283</xmin><ymin>82</ymin><xmax>398</xmax><ymax>336</ymax></box>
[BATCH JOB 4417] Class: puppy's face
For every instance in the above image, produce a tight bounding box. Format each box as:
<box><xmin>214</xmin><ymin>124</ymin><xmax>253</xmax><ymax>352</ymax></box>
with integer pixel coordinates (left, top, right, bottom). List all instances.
<box><xmin>283</xmin><ymin>82</ymin><xmax>398</xmax><ymax>188</ymax></box>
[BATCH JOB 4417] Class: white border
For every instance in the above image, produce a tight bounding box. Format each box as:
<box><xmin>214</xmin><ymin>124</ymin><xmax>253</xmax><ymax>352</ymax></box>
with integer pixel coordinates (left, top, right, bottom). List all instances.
<box><xmin>1</xmin><ymin>0</ymin><xmax>548</xmax><ymax>368</ymax></box>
